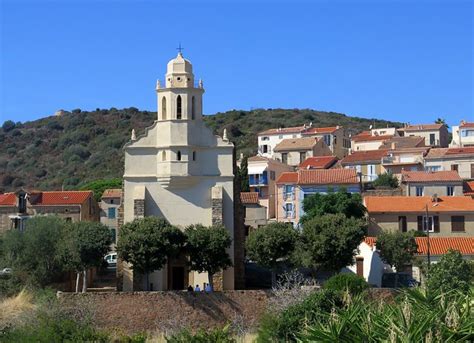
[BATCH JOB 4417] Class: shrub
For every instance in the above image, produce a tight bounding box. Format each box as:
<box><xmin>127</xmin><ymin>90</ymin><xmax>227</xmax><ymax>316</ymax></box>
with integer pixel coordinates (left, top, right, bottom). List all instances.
<box><xmin>324</xmin><ymin>273</ymin><xmax>369</xmax><ymax>295</ymax></box>
<box><xmin>427</xmin><ymin>249</ymin><xmax>473</xmax><ymax>293</ymax></box>
<box><xmin>373</xmin><ymin>172</ymin><xmax>399</xmax><ymax>188</ymax></box>
<box><xmin>2</xmin><ymin>120</ymin><xmax>15</xmax><ymax>132</ymax></box>
<box><xmin>166</xmin><ymin>325</ymin><xmax>235</xmax><ymax>343</ymax></box>
<box><xmin>257</xmin><ymin>289</ymin><xmax>342</xmax><ymax>342</ymax></box>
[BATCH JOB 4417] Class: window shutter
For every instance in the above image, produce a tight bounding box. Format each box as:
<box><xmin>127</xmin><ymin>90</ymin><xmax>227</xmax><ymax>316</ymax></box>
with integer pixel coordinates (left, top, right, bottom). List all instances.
<box><xmin>433</xmin><ymin>216</ymin><xmax>440</xmax><ymax>232</ymax></box>
<box><xmin>417</xmin><ymin>216</ymin><xmax>423</xmax><ymax>231</ymax></box>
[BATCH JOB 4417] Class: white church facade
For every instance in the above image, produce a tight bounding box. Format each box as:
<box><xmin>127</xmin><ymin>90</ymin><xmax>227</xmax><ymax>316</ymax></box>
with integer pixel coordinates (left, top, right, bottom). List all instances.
<box><xmin>121</xmin><ymin>52</ymin><xmax>236</xmax><ymax>291</ymax></box>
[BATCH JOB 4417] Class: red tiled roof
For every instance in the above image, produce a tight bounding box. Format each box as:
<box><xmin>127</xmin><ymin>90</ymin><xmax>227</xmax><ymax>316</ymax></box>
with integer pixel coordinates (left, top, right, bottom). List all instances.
<box><xmin>258</xmin><ymin>126</ymin><xmax>306</xmax><ymax>136</ymax></box>
<box><xmin>276</xmin><ymin>172</ymin><xmax>298</xmax><ymax>184</ymax></box>
<box><xmin>30</xmin><ymin>191</ymin><xmax>93</xmax><ymax>206</ymax></box>
<box><xmin>380</xmin><ymin>136</ymin><xmax>426</xmax><ymax>149</ymax></box>
<box><xmin>426</xmin><ymin>147</ymin><xmax>474</xmax><ymax>159</ymax></box>
<box><xmin>402</xmin><ymin>124</ymin><xmax>444</xmax><ymax>131</ymax></box>
<box><xmin>364</xmin><ymin>196</ymin><xmax>474</xmax><ymax>213</ymax></box>
<box><xmin>240</xmin><ymin>192</ymin><xmax>259</xmax><ymax>204</ymax></box>
<box><xmin>364</xmin><ymin>237</ymin><xmax>474</xmax><ymax>255</ymax></box>
<box><xmin>401</xmin><ymin>170</ymin><xmax>462</xmax><ymax>183</ymax></box>
<box><xmin>460</xmin><ymin>122</ymin><xmax>474</xmax><ymax>128</ymax></box>
<box><xmin>302</xmin><ymin>126</ymin><xmax>339</xmax><ymax>135</ymax></box>
<box><xmin>274</xmin><ymin>137</ymin><xmax>319</xmax><ymax>152</ymax></box>
<box><xmin>464</xmin><ymin>181</ymin><xmax>474</xmax><ymax>196</ymax></box>
<box><xmin>248</xmin><ymin>156</ymin><xmax>270</xmax><ymax>162</ymax></box>
<box><xmin>101</xmin><ymin>189</ymin><xmax>121</xmax><ymax>199</ymax></box>
<box><xmin>445</xmin><ymin>147</ymin><xmax>474</xmax><ymax>155</ymax></box>
<box><xmin>0</xmin><ymin>193</ymin><xmax>16</xmax><ymax>206</ymax></box>
<box><xmin>299</xmin><ymin>156</ymin><xmax>338</xmax><ymax>169</ymax></box>
<box><xmin>352</xmin><ymin>134</ymin><xmax>393</xmax><ymax>143</ymax></box>
<box><xmin>277</xmin><ymin>169</ymin><xmax>358</xmax><ymax>185</ymax></box>
<box><xmin>341</xmin><ymin>150</ymin><xmax>389</xmax><ymax>164</ymax></box>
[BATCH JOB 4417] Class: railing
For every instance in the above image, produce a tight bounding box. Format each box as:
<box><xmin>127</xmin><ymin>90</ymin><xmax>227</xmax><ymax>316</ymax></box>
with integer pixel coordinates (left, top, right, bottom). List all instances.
<box><xmin>381</xmin><ymin>156</ymin><xmax>423</xmax><ymax>165</ymax></box>
<box><xmin>155</xmin><ymin>79</ymin><xmax>203</xmax><ymax>89</ymax></box>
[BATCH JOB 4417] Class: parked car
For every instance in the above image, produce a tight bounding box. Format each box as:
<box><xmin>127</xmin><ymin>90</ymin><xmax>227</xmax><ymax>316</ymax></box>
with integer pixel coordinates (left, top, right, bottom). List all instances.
<box><xmin>382</xmin><ymin>272</ymin><xmax>419</xmax><ymax>288</ymax></box>
<box><xmin>104</xmin><ymin>252</ymin><xmax>117</xmax><ymax>268</ymax></box>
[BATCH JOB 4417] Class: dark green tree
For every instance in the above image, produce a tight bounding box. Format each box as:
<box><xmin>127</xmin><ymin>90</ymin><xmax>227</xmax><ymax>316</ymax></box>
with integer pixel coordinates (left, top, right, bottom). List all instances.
<box><xmin>373</xmin><ymin>172</ymin><xmax>399</xmax><ymax>188</ymax></box>
<box><xmin>59</xmin><ymin>221</ymin><xmax>112</xmax><ymax>292</ymax></box>
<box><xmin>435</xmin><ymin>118</ymin><xmax>449</xmax><ymax>128</ymax></box>
<box><xmin>297</xmin><ymin>214</ymin><xmax>367</xmax><ymax>273</ymax></box>
<box><xmin>246</xmin><ymin>222</ymin><xmax>299</xmax><ymax>286</ymax></box>
<box><xmin>301</xmin><ymin>190</ymin><xmax>366</xmax><ymax>224</ymax></box>
<box><xmin>79</xmin><ymin>178</ymin><xmax>123</xmax><ymax>201</ymax></box>
<box><xmin>185</xmin><ymin>224</ymin><xmax>233</xmax><ymax>289</ymax></box>
<box><xmin>2</xmin><ymin>120</ymin><xmax>16</xmax><ymax>132</ymax></box>
<box><xmin>427</xmin><ymin>249</ymin><xmax>472</xmax><ymax>293</ymax></box>
<box><xmin>117</xmin><ymin>217</ymin><xmax>185</xmax><ymax>291</ymax></box>
<box><xmin>238</xmin><ymin>155</ymin><xmax>250</xmax><ymax>192</ymax></box>
<box><xmin>377</xmin><ymin>231</ymin><xmax>418</xmax><ymax>286</ymax></box>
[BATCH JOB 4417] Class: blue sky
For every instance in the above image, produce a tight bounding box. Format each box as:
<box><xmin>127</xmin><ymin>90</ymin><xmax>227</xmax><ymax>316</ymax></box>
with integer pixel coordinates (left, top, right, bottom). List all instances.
<box><xmin>1</xmin><ymin>0</ymin><xmax>472</xmax><ymax>127</ymax></box>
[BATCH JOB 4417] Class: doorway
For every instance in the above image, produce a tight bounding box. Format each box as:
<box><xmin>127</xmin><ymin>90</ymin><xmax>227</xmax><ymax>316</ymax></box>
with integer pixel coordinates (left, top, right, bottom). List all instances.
<box><xmin>171</xmin><ymin>266</ymin><xmax>185</xmax><ymax>290</ymax></box>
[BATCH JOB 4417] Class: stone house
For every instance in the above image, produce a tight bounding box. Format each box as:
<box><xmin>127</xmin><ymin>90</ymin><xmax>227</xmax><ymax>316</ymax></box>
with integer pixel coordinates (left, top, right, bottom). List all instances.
<box><xmin>0</xmin><ymin>190</ymin><xmax>99</xmax><ymax>233</ymax></box>
<box><xmin>275</xmin><ymin>169</ymin><xmax>361</xmax><ymax>226</ymax></box>
<box><xmin>424</xmin><ymin>147</ymin><xmax>474</xmax><ymax>179</ymax></box>
<box><xmin>397</xmin><ymin>123</ymin><xmax>449</xmax><ymax>147</ymax></box>
<box><xmin>401</xmin><ymin>170</ymin><xmax>463</xmax><ymax>197</ymax></box>
<box><xmin>100</xmin><ymin>188</ymin><xmax>122</xmax><ymax>246</ymax></box>
<box><xmin>273</xmin><ymin>137</ymin><xmax>332</xmax><ymax>167</ymax></box>
<box><xmin>247</xmin><ymin>156</ymin><xmax>292</xmax><ymax>220</ymax></box>
<box><xmin>364</xmin><ymin>195</ymin><xmax>474</xmax><ymax>237</ymax></box>
<box><xmin>240</xmin><ymin>192</ymin><xmax>267</xmax><ymax>229</ymax></box>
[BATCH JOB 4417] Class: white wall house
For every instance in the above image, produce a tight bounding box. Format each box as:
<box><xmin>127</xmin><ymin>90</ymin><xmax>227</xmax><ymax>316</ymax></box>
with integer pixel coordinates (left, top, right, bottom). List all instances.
<box><xmin>450</xmin><ymin>121</ymin><xmax>474</xmax><ymax>147</ymax></box>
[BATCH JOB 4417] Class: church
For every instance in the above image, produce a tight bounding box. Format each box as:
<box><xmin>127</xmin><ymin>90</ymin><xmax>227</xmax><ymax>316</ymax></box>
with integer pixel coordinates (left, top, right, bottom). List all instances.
<box><xmin>121</xmin><ymin>52</ymin><xmax>239</xmax><ymax>291</ymax></box>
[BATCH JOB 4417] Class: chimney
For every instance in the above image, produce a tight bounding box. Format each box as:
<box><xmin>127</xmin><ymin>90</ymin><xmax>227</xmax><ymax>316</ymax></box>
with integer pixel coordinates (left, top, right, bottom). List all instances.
<box><xmin>431</xmin><ymin>194</ymin><xmax>438</xmax><ymax>203</ymax></box>
<box><xmin>391</xmin><ymin>142</ymin><xmax>396</xmax><ymax>150</ymax></box>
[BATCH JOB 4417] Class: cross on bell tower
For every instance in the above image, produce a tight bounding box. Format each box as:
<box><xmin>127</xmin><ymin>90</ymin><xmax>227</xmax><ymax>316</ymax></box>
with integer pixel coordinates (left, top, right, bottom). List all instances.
<box><xmin>176</xmin><ymin>43</ymin><xmax>184</xmax><ymax>55</ymax></box>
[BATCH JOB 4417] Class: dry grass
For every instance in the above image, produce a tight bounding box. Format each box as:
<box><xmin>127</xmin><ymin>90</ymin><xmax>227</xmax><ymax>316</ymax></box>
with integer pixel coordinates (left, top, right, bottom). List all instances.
<box><xmin>0</xmin><ymin>289</ymin><xmax>36</xmax><ymax>329</ymax></box>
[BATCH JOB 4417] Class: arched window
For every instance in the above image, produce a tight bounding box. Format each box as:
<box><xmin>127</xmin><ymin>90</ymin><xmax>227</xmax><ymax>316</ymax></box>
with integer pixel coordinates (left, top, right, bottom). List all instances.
<box><xmin>162</xmin><ymin>150</ymin><xmax>167</xmax><ymax>161</ymax></box>
<box><xmin>176</xmin><ymin>95</ymin><xmax>182</xmax><ymax>119</ymax></box>
<box><xmin>192</xmin><ymin>151</ymin><xmax>196</xmax><ymax>161</ymax></box>
<box><xmin>177</xmin><ymin>151</ymin><xmax>181</xmax><ymax>161</ymax></box>
<box><xmin>191</xmin><ymin>96</ymin><xmax>195</xmax><ymax>120</ymax></box>
<box><xmin>162</xmin><ymin>97</ymin><xmax>167</xmax><ymax>120</ymax></box>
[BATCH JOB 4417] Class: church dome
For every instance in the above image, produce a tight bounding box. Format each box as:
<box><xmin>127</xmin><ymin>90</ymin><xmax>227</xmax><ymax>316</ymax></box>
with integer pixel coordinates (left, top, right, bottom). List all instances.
<box><xmin>166</xmin><ymin>52</ymin><xmax>193</xmax><ymax>75</ymax></box>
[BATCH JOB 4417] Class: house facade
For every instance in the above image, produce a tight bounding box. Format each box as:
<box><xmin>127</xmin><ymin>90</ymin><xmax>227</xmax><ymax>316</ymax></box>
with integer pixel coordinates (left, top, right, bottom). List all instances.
<box><xmin>364</xmin><ymin>196</ymin><xmax>474</xmax><ymax>237</ymax></box>
<box><xmin>100</xmin><ymin>188</ymin><xmax>122</xmax><ymax>245</ymax></box>
<box><xmin>398</xmin><ymin>123</ymin><xmax>448</xmax><ymax>147</ymax></box>
<box><xmin>122</xmin><ymin>52</ymin><xmax>237</xmax><ymax>291</ymax></box>
<box><xmin>341</xmin><ymin>149</ymin><xmax>389</xmax><ymax>182</ymax></box>
<box><xmin>275</xmin><ymin>169</ymin><xmax>360</xmax><ymax>226</ymax></box>
<box><xmin>424</xmin><ymin>147</ymin><xmax>474</xmax><ymax>179</ymax></box>
<box><xmin>240</xmin><ymin>192</ymin><xmax>267</xmax><ymax>229</ymax></box>
<box><xmin>401</xmin><ymin>170</ymin><xmax>463</xmax><ymax>197</ymax></box>
<box><xmin>450</xmin><ymin>121</ymin><xmax>474</xmax><ymax>148</ymax></box>
<box><xmin>247</xmin><ymin>156</ymin><xmax>292</xmax><ymax>219</ymax></box>
<box><xmin>273</xmin><ymin>137</ymin><xmax>332</xmax><ymax>167</ymax></box>
<box><xmin>0</xmin><ymin>190</ymin><xmax>99</xmax><ymax>233</ymax></box>
<box><xmin>381</xmin><ymin>147</ymin><xmax>428</xmax><ymax>178</ymax></box>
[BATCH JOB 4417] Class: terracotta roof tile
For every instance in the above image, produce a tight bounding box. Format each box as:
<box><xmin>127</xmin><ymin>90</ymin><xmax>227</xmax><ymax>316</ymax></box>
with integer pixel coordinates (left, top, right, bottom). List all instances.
<box><xmin>248</xmin><ymin>156</ymin><xmax>270</xmax><ymax>162</ymax></box>
<box><xmin>379</xmin><ymin>136</ymin><xmax>426</xmax><ymax>149</ymax></box>
<box><xmin>274</xmin><ymin>137</ymin><xmax>319</xmax><ymax>152</ymax></box>
<box><xmin>401</xmin><ymin>170</ymin><xmax>462</xmax><ymax>183</ymax></box>
<box><xmin>402</xmin><ymin>124</ymin><xmax>444</xmax><ymax>131</ymax></box>
<box><xmin>277</xmin><ymin>169</ymin><xmax>358</xmax><ymax>185</ymax></box>
<box><xmin>240</xmin><ymin>192</ymin><xmax>259</xmax><ymax>204</ymax></box>
<box><xmin>426</xmin><ymin>147</ymin><xmax>474</xmax><ymax>159</ymax></box>
<box><xmin>302</xmin><ymin>126</ymin><xmax>339</xmax><ymax>135</ymax></box>
<box><xmin>365</xmin><ymin>196</ymin><xmax>474</xmax><ymax>213</ymax></box>
<box><xmin>464</xmin><ymin>181</ymin><xmax>474</xmax><ymax>196</ymax></box>
<box><xmin>445</xmin><ymin>147</ymin><xmax>474</xmax><ymax>155</ymax></box>
<box><xmin>299</xmin><ymin>156</ymin><xmax>338</xmax><ymax>169</ymax></box>
<box><xmin>364</xmin><ymin>237</ymin><xmax>474</xmax><ymax>255</ymax></box>
<box><xmin>30</xmin><ymin>191</ymin><xmax>93</xmax><ymax>206</ymax></box>
<box><xmin>259</xmin><ymin>126</ymin><xmax>306</xmax><ymax>136</ymax></box>
<box><xmin>341</xmin><ymin>150</ymin><xmax>389</xmax><ymax>164</ymax></box>
<box><xmin>460</xmin><ymin>122</ymin><xmax>474</xmax><ymax>128</ymax></box>
<box><xmin>101</xmin><ymin>189</ymin><xmax>122</xmax><ymax>199</ymax></box>
<box><xmin>0</xmin><ymin>193</ymin><xmax>16</xmax><ymax>206</ymax></box>
<box><xmin>352</xmin><ymin>134</ymin><xmax>393</xmax><ymax>143</ymax></box>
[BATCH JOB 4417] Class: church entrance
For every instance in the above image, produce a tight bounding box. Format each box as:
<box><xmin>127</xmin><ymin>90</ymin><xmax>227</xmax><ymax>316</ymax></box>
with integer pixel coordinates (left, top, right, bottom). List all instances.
<box><xmin>167</xmin><ymin>253</ymin><xmax>188</xmax><ymax>290</ymax></box>
<box><xmin>171</xmin><ymin>267</ymin><xmax>185</xmax><ymax>290</ymax></box>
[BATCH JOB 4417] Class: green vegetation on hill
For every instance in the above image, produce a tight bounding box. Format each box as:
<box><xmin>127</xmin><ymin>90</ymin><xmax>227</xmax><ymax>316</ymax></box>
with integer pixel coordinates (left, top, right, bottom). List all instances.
<box><xmin>0</xmin><ymin>107</ymin><xmax>401</xmax><ymax>192</ymax></box>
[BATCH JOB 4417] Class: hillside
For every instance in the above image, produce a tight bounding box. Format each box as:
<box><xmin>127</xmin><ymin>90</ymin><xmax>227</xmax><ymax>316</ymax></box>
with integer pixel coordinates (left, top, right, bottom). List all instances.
<box><xmin>0</xmin><ymin>107</ymin><xmax>401</xmax><ymax>192</ymax></box>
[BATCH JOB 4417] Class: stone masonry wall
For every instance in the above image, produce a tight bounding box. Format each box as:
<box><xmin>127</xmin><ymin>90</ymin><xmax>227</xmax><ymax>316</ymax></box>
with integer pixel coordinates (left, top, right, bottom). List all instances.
<box><xmin>58</xmin><ymin>290</ymin><xmax>271</xmax><ymax>334</ymax></box>
<box><xmin>133</xmin><ymin>199</ymin><xmax>145</xmax><ymax>219</ymax></box>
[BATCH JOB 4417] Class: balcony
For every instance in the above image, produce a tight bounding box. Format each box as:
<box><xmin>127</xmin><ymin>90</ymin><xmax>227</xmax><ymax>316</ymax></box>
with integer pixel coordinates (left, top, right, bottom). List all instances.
<box><xmin>249</xmin><ymin>172</ymin><xmax>268</xmax><ymax>186</ymax></box>
<box><xmin>381</xmin><ymin>155</ymin><xmax>423</xmax><ymax>165</ymax></box>
<box><xmin>156</xmin><ymin>79</ymin><xmax>203</xmax><ymax>90</ymax></box>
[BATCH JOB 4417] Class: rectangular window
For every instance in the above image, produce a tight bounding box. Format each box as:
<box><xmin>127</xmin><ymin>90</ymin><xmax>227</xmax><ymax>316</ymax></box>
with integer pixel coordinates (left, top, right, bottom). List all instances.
<box><xmin>415</xmin><ymin>186</ymin><xmax>424</xmax><ymax>196</ymax></box>
<box><xmin>451</xmin><ymin>164</ymin><xmax>458</xmax><ymax>172</ymax></box>
<box><xmin>447</xmin><ymin>186</ymin><xmax>454</xmax><ymax>196</ymax></box>
<box><xmin>261</xmin><ymin>136</ymin><xmax>269</xmax><ymax>141</ymax></box>
<box><xmin>270</xmin><ymin>171</ymin><xmax>276</xmax><ymax>180</ymax></box>
<box><xmin>108</xmin><ymin>208</ymin><xmax>116</xmax><ymax>219</ymax></box>
<box><xmin>323</xmin><ymin>134</ymin><xmax>331</xmax><ymax>146</ymax></box>
<box><xmin>451</xmin><ymin>216</ymin><xmax>465</xmax><ymax>232</ymax></box>
<box><xmin>398</xmin><ymin>216</ymin><xmax>407</xmax><ymax>232</ymax></box>
<box><xmin>429</xmin><ymin>133</ymin><xmax>435</xmax><ymax>145</ymax></box>
<box><xmin>262</xmin><ymin>145</ymin><xmax>268</xmax><ymax>153</ymax></box>
<box><xmin>281</xmin><ymin>153</ymin><xmax>288</xmax><ymax>164</ymax></box>
<box><xmin>423</xmin><ymin>216</ymin><xmax>434</xmax><ymax>232</ymax></box>
<box><xmin>299</xmin><ymin>152</ymin><xmax>306</xmax><ymax>164</ymax></box>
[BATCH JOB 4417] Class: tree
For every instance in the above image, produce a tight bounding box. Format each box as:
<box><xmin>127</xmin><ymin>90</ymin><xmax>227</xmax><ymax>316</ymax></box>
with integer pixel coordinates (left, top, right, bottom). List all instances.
<box><xmin>377</xmin><ymin>231</ymin><xmax>417</xmax><ymax>274</ymax></box>
<box><xmin>427</xmin><ymin>250</ymin><xmax>472</xmax><ymax>293</ymax></box>
<box><xmin>59</xmin><ymin>221</ymin><xmax>112</xmax><ymax>292</ymax></box>
<box><xmin>185</xmin><ymin>224</ymin><xmax>232</xmax><ymax>289</ymax></box>
<box><xmin>79</xmin><ymin>178</ymin><xmax>123</xmax><ymax>202</ymax></box>
<box><xmin>238</xmin><ymin>155</ymin><xmax>250</xmax><ymax>192</ymax></box>
<box><xmin>435</xmin><ymin>118</ymin><xmax>449</xmax><ymax>128</ymax></box>
<box><xmin>2</xmin><ymin>120</ymin><xmax>16</xmax><ymax>132</ymax></box>
<box><xmin>297</xmin><ymin>214</ymin><xmax>367</xmax><ymax>273</ymax></box>
<box><xmin>301</xmin><ymin>190</ymin><xmax>366</xmax><ymax>224</ymax></box>
<box><xmin>246</xmin><ymin>222</ymin><xmax>298</xmax><ymax>286</ymax></box>
<box><xmin>117</xmin><ymin>217</ymin><xmax>185</xmax><ymax>291</ymax></box>
<box><xmin>1</xmin><ymin>216</ymin><xmax>66</xmax><ymax>287</ymax></box>
<box><xmin>373</xmin><ymin>172</ymin><xmax>399</xmax><ymax>188</ymax></box>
